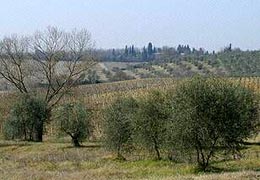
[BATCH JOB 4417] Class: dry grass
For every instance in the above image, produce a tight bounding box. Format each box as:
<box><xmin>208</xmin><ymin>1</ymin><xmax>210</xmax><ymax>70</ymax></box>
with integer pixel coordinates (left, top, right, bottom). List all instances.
<box><xmin>0</xmin><ymin>137</ymin><xmax>259</xmax><ymax>180</ymax></box>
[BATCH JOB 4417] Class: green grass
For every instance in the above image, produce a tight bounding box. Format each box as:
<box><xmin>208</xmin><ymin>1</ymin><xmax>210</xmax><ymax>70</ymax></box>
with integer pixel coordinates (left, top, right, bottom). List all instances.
<box><xmin>0</xmin><ymin>137</ymin><xmax>259</xmax><ymax>180</ymax></box>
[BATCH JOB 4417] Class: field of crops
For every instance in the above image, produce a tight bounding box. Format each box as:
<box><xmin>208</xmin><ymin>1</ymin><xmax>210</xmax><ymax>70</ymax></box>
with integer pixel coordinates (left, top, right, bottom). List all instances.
<box><xmin>74</xmin><ymin>77</ymin><xmax>260</xmax><ymax>110</ymax></box>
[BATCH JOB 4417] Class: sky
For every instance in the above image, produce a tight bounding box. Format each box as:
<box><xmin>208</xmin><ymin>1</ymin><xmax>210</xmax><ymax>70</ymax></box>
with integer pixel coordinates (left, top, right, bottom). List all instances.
<box><xmin>0</xmin><ymin>0</ymin><xmax>259</xmax><ymax>51</ymax></box>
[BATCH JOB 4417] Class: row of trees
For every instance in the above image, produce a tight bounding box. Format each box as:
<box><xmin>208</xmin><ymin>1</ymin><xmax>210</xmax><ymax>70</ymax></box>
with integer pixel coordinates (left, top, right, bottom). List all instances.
<box><xmin>2</xmin><ymin>76</ymin><xmax>259</xmax><ymax>170</ymax></box>
<box><xmin>103</xmin><ymin>77</ymin><xmax>259</xmax><ymax>171</ymax></box>
<box><xmin>99</xmin><ymin>43</ymin><xmax>210</xmax><ymax>62</ymax></box>
<box><xmin>101</xmin><ymin>42</ymin><xmax>158</xmax><ymax>62</ymax></box>
<box><xmin>0</xmin><ymin>26</ymin><xmax>96</xmax><ymax>141</ymax></box>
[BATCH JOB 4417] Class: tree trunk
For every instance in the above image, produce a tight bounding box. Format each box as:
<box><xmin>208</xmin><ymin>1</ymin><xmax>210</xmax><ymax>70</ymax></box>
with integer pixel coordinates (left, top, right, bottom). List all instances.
<box><xmin>32</xmin><ymin>128</ymin><xmax>43</xmax><ymax>142</ymax></box>
<box><xmin>155</xmin><ymin>145</ymin><xmax>161</xmax><ymax>160</ymax></box>
<box><xmin>116</xmin><ymin>146</ymin><xmax>126</xmax><ymax>161</ymax></box>
<box><xmin>153</xmin><ymin>137</ymin><xmax>161</xmax><ymax>160</ymax></box>
<box><xmin>32</xmin><ymin>120</ymin><xmax>44</xmax><ymax>142</ymax></box>
<box><xmin>72</xmin><ymin>137</ymin><xmax>81</xmax><ymax>147</ymax></box>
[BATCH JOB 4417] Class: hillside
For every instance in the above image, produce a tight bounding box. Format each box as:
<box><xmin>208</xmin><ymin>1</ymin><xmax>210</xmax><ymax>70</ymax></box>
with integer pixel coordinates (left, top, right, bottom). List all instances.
<box><xmin>91</xmin><ymin>50</ymin><xmax>260</xmax><ymax>84</ymax></box>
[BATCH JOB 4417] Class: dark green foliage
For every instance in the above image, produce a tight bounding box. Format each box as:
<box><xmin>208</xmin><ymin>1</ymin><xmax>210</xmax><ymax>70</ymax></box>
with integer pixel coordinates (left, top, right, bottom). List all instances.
<box><xmin>125</xmin><ymin>45</ymin><xmax>129</xmax><ymax>56</ymax></box>
<box><xmin>148</xmin><ymin>42</ymin><xmax>153</xmax><ymax>56</ymax></box>
<box><xmin>135</xmin><ymin>91</ymin><xmax>171</xmax><ymax>160</ymax></box>
<box><xmin>147</xmin><ymin>42</ymin><xmax>155</xmax><ymax>60</ymax></box>
<box><xmin>56</xmin><ymin>103</ymin><xmax>91</xmax><ymax>147</ymax></box>
<box><xmin>168</xmin><ymin>77</ymin><xmax>259</xmax><ymax>171</ymax></box>
<box><xmin>142</xmin><ymin>46</ymin><xmax>148</xmax><ymax>61</ymax></box>
<box><xmin>3</xmin><ymin>94</ymin><xmax>47</xmax><ymax>142</ymax></box>
<box><xmin>103</xmin><ymin>97</ymin><xmax>138</xmax><ymax>159</ymax></box>
<box><xmin>3</xmin><ymin>114</ymin><xmax>23</xmax><ymax>140</ymax></box>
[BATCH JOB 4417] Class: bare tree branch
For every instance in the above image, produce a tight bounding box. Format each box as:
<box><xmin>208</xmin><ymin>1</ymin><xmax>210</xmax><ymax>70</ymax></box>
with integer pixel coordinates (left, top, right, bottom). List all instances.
<box><xmin>0</xmin><ymin>35</ymin><xmax>31</xmax><ymax>93</ymax></box>
<box><xmin>0</xmin><ymin>26</ymin><xmax>97</xmax><ymax>113</ymax></box>
<box><xmin>31</xmin><ymin>26</ymin><xmax>97</xmax><ymax>110</ymax></box>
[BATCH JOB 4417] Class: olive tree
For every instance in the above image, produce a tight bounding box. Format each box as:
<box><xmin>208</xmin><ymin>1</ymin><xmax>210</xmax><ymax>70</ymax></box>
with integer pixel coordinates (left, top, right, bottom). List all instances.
<box><xmin>135</xmin><ymin>91</ymin><xmax>171</xmax><ymax>160</ymax></box>
<box><xmin>103</xmin><ymin>97</ymin><xmax>138</xmax><ymax>160</ymax></box>
<box><xmin>56</xmin><ymin>102</ymin><xmax>91</xmax><ymax>147</ymax></box>
<box><xmin>168</xmin><ymin>77</ymin><xmax>259</xmax><ymax>171</ymax></box>
<box><xmin>3</xmin><ymin>94</ymin><xmax>47</xmax><ymax>141</ymax></box>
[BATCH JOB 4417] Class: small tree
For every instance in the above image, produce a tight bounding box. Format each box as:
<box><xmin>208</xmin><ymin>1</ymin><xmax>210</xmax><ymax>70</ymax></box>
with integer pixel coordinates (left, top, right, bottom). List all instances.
<box><xmin>56</xmin><ymin>103</ymin><xmax>91</xmax><ymax>147</ymax></box>
<box><xmin>3</xmin><ymin>94</ymin><xmax>47</xmax><ymax>141</ymax></box>
<box><xmin>135</xmin><ymin>91</ymin><xmax>171</xmax><ymax>160</ymax></box>
<box><xmin>168</xmin><ymin>77</ymin><xmax>259</xmax><ymax>171</ymax></box>
<box><xmin>103</xmin><ymin>97</ymin><xmax>138</xmax><ymax>160</ymax></box>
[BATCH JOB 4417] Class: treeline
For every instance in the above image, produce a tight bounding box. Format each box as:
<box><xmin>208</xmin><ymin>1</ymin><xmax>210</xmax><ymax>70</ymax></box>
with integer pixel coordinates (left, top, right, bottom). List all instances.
<box><xmin>97</xmin><ymin>43</ymin><xmax>260</xmax><ymax>77</ymax></box>
<box><xmin>97</xmin><ymin>43</ymin><xmax>237</xmax><ymax>62</ymax></box>
<box><xmin>97</xmin><ymin>42</ymin><xmax>209</xmax><ymax>62</ymax></box>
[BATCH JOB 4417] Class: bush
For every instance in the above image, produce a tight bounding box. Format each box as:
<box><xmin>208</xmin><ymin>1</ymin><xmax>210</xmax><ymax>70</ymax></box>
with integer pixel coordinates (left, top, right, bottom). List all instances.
<box><xmin>110</xmin><ymin>70</ymin><xmax>135</xmax><ymax>82</ymax></box>
<box><xmin>3</xmin><ymin>94</ymin><xmax>47</xmax><ymax>142</ymax></box>
<box><xmin>168</xmin><ymin>77</ymin><xmax>259</xmax><ymax>171</ymax></box>
<box><xmin>56</xmin><ymin>103</ymin><xmax>91</xmax><ymax>147</ymax></box>
<box><xmin>135</xmin><ymin>91</ymin><xmax>171</xmax><ymax>160</ymax></box>
<box><xmin>3</xmin><ymin>113</ymin><xmax>23</xmax><ymax>140</ymax></box>
<box><xmin>103</xmin><ymin>97</ymin><xmax>138</xmax><ymax>160</ymax></box>
<box><xmin>86</xmin><ymin>70</ymin><xmax>101</xmax><ymax>84</ymax></box>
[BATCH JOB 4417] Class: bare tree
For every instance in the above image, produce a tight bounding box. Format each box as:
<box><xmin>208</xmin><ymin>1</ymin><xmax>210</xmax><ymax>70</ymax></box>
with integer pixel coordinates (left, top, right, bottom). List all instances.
<box><xmin>0</xmin><ymin>35</ymin><xmax>32</xmax><ymax>93</ymax></box>
<box><xmin>0</xmin><ymin>26</ymin><xmax>96</xmax><ymax>142</ymax></box>
<box><xmin>32</xmin><ymin>26</ymin><xmax>96</xmax><ymax>110</ymax></box>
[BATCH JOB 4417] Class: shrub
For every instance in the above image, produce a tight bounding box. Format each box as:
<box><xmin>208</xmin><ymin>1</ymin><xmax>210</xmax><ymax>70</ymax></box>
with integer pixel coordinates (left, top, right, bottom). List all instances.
<box><xmin>135</xmin><ymin>91</ymin><xmax>171</xmax><ymax>160</ymax></box>
<box><xmin>3</xmin><ymin>94</ymin><xmax>47</xmax><ymax>142</ymax></box>
<box><xmin>103</xmin><ymin>97</ymin><xmax>138</xmax><ymax>160</ymax></box>
<box><xmin>3</xmin><ymin>113</ymin><xmax>23</xmax><ymax>140</ymax></box>
<box><xmin>168</xmin><ymin>77</ymin><xmax>259</xmax><ymax>171</ymax></box>
<box><xmin>110</xmin><ymin>70</ymin><xmax>135</xmax><ymax>82</ymax></box>
<box><xmin>56</xmin><ymin>103</ymin><xmax>91</xmax><ymax>147</ymax></box>
<box><xmin>87</xmin><ymin>70</ymin><xmax>100</xmax><ymax>84</ymax></box>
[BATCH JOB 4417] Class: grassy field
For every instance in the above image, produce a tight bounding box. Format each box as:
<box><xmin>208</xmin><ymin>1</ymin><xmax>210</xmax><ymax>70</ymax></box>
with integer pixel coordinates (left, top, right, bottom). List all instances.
<box><xmin>0</xmin><ymin>136</ymin><xmax>259</xmax><ymax>180</ymax></box>
<box><xmin>0</xmin><ymin>78</ymin><xmax>259</xmax><ymax>179</ymax></box>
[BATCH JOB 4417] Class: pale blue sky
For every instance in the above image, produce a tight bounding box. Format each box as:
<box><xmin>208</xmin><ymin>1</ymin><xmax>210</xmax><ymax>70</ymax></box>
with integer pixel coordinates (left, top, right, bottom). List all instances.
<box><xmin>0</xmin><ymin>0</ymin><xmax>259</xmax><ymax>51</ymax></box>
